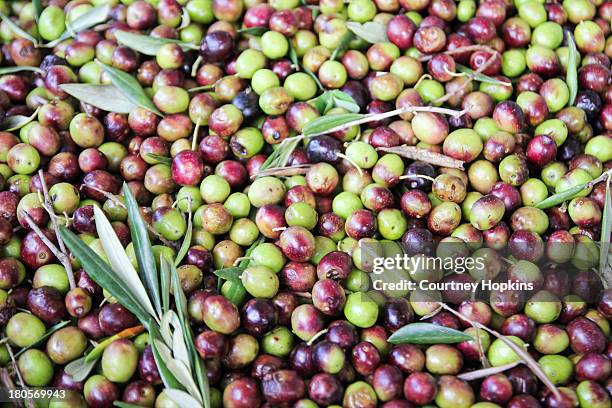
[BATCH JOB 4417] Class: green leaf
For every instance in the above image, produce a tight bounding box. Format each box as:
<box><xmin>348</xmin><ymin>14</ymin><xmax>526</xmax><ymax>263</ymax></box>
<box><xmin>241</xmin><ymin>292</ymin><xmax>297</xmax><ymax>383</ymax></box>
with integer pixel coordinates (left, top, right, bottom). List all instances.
<box><xmin>330</xmin><ymin>31</ymin><xmax>353</xmax><ymax>61</ymax></box>
<box><xmin>115</xmin><ymin>402</ymin><xmax>145</xmax><ymax>408</ymax></box>
<box><xmin>330</xmin><ymin>90</ymin><xmax>360</xmax><ymax>113</ymax></box>
<box><xmin>388</xmin><ymin>323</ymin><xmax>474</xmax><ymax>344</ymax></box>
<box><xmin>288</xmin><ymin>44</ymin><xmax>299</xmax><ymax>70</ymax></box>
<box><xmin>32</xmin><ymin>0</ymin><xmax>43</xmax><ymax>23</ymax></box>
<box><xmin>346</xmin><ymin>21</ymin><xmax>388</xmax><ymax>44</ymax></box>
<box><xmin>97</xmin><ymin>61</ymin><xmax>163</xmax><ymax>116</ymax></box>
<box><xmin>60</xmin><ymin>83</ymin><xmax>138</xmax><ymax>114</ymax></box>
<box><xmin>123</xmin><ymin>183</ymin><xmax>162</xmax><ymax>318</ymax></box>
<box><xmin>115</xmin><ymin>30</ymin><xmax>198</xmax><ymax>56</ymax></box>
<box><xmin>46</xmin><ymin>4</ymin><xmax>110</xmax><ymax>46</ymax></box>
<box><xmin>302</xmin><ymin>112</ymin><xmax>363</xmax><ymax>136</ymax></box>
<box><xmin>566</xmin><ymin>30</ymin><xmax>578</xmax><ymax>106</ymax></box>
<box><xmin>188</xmin><ymin>84</ymin><xmax>215</xmax><ymax>92</ymax></box>
<box><xmin>302</xmin><ymin>65</ymin><xmax>324</xmax><ymax>92</ymax></box>
<box><xmin>535</xmin><ymin>184</ymin><xmax>588</xmax><ymax>209</ymax></box>
<box><xmin>59</xmin><ymin>226</ymin><xmax>150</xmax><ymax>323</ymax></box>
<box><xmin>165</xmin><ymin>389</ymin><xmax>203</xmax><ymax>408</ymax></box>
<box><xmin>238</xmin><ymin>26</ymin><xmax>268</xmax><ymax>36</ymax></box>
<box><xmin>213</xmin><ymin>266</ymin><xmax>244</xmax><ymax>282</ymax></box>
<box><xmin>0</xmin><ymin>11</ymin><xmax>38</xmax><ymax>44</ymax></box>
<box><xmin>174</xmin><ymin>208</ymin><xmax>192</xmax><ymax>267</ymax></box>
<box><xmin>0</xmin><ymin>66</ymin><xmax>43</xmax><ymax>75</ymax></box>
<box><xmin>149</xmin><ymin>325</ymin><xmax>182</xmax><ymax>390</ymax></box>
<box><xmin>456</xmin><ymin>64</ymin><xmax>511</xmax><ymax>86</ymax></box>
<box><xmin>1</xmin><ymin>106</ymin><xmax>40</xmax><ymax>132</ymax></box>
<box><xmin>145</xmin><ymin>153</ymin><xmax>172</xmax><ymax>165</ymax></box>
<box><xmin>93</xmin><ymin>206</ymin><xmax>158</xmax><ymax>320</ymax></box>
<box><xmin>600</xmin><ymin>175</ymin><xmax>612</xmax><ymax>273</ymax></box>
<box><xmin>14</xmin><ymin>320</ymin><xmax>70</xmax><ymax>357</ymax></box>
<box><xmin>64</xmin><ymin>355</ymin><xmax>99</xmax><ymax>382</ymax></box>
<box><xmin>312</xmin><ymin>91</ymin><xmax>334</xmax><ymax>114</ymax></box>
<box><xmin>160</xmin><ymin>255</ymin><xmax>171</xmax><ymax>314</ymax></box>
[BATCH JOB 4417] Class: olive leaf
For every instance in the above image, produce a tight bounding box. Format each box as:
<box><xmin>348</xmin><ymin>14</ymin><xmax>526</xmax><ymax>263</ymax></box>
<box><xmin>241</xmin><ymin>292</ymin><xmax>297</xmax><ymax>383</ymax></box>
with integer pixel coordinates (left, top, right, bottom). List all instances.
<box><xmin>330</xmin><ymin>31</ymin><xmax>353</xmax><ymax>61</ymax></box>
<box><xmin>388</xmin><ymin>322</ymin><xmax>474</xmax><ymax>344</ymax></box>
<box><xmin>0</xmin><ymin>11</ymin><xmax>38</xmax><ymax>44</ymax></box>
<box><xmin>165</xmin><ymin>389</ymin><xmax>203</xmax><ymax>408</ymax></box>
<box><xmin>456</xmin><ymin>64</ymin><xmax>511</xmax><ymax>86</ymax></box>
<box><xmin>302</xmin><ymin>112</ymin><xmax>363</xmax><ymax>136</ymax></box>
<box><xmin>0</xmin><ymin>66</ymin><xmax>43</xmax><ymax>75</ymax></box>
<box><xmin>32</xmin><ymin>0</ymin><xmax>43</xmax><ymax>23</ymax></box>
<box><xmin>60</xmin><ymin>83</ymin><xmax>138</xmax><ymax>114</ymax></box>
<box><xmin>303</xmin><ymin>65</ymin><xmax>324</xmax><ymax>92</ymax></box>
<box><xmin>599</xmin><ymin>175</ymin><xmax>612</xmax><ymax>275</ymax></box>
<box><xmin>346</xmin><ymin>21</ymin><xmax>388</xmax><ymax>43</ymax></box>
<box><xmin>115</xmin><ymin>402</ymin><xmax>145</xmax><ymax>408</ymax></box>
<box><xmin>59</xmin><ymin>226</ymin><xmax>151</xmax><ymax>325</ymax></box>
<box><xmin>238</xmin><ymin>26</ymin><xmax>268</xmax><ymax>36</ymax></box>
<box><xmin>174</xmin><ymin>208</ymin><xmax>193</xmax><ymax>267</ymax></box>
<box><xmin>97</xmin><ymin>61</ymin><xmax>163</xmax><ymax>116</ymax></box>
<box><xmin>14</xmin><ymin>321</ymin><xmax>70</xmax><ymax>357</ymax></box>
<box><xmin>123</xmin><ymin>183</ymin><xmax>163</xmax><ymax>318</ymax></box>
<box><xmin>93</xmin><ymin>205</ymin><xmax>159</xmax><ymax>320</ymax></box>
<box><xmin>312</xmin><ymin>91</ymin><xmax>335</xmax><ymax>114</ymax></box>
<box><xmin>145</xmin><ymin>153</ymin><xmax>172</xmax><ymax>165</ymax></box>
<box><xmin>64</xmin><ymin>355</ymin><xmax>99</xmax><ymax>382</ymax></box>
<box><xmin>115</xmin><ymin>30</ymin><xmax>198</xmax><ymax>56</ymax></box>
<box><xmin>566</xmin><ymin>30</ymin><xmax>578</xmax><ymax>106</ymax></box>
<box><xmin>535</xmin><ymin>184</ymin><xmax>589</xmax><ymax>209</ymax></box>
<box><xmin>46</xmin><ymin>4</ymin><xmax>111</xmax><ymax>46</ymax></box>
<box><xmin>213</xmin><ymin>266</ymin><xmax>244</xmax><ymax>282</ymax></box>
<box><xmin>330</xmin><ymin>90</ymin><xmax>360</xmax><ymax>113</ymax></box>
<box><xmin>148</xmin><ymin>326</ymin><xmax>183</xmax><ymax>390</ymax></box>
<box><xmin>288</xmin><ymin>44</ymin><xmax>299</xmax><ymax>70</ymax></box>
<box><xmin>217</xmin><ymin>236</ymin><xmax>265</xmax><ymax>304</ymax></box>
<box><xmin>1</xmin><ymin>106</ymin><xmax>40</xmax><ymax>132</ymax></box>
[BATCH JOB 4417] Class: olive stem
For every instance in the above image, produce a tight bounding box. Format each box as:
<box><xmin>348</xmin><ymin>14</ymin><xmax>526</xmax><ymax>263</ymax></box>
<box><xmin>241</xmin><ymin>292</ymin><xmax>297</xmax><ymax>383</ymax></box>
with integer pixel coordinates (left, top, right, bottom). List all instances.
<box><xmin>190</xmin><ymin>55</ymin><xmax>202</xmax><ymax>77</ymax></box>
<box><xmin>399</xmin><ymin>174</ymin><xmax>436</xmax><ymax>183</ymax></box>
<box><xmin>437</xmin><ymin>302</ymin><xmax>562</xmax><ymax>400</ymax></box>
<box><xmin>457</xmin><ymin>361</ymin><xmax>522</xmax><ymax>381</ymax></box>
<box><xmin>306</xmin><ymin>329</ymin><xmax>329</xmax><ymax>346</ymax></box>
<box><xmin>20</xmin><ymin>211</ymin><xmax>75</xmax><ymax>290</ymax></box>
<box><xmin>37</xmin><ymin>170</ymin><xmax>76</xmax><ymax>290</ymax></box>
<box><xmin>4</xmin><ymin>343</ymin><xmax>34</xmax><ymax>408</ymax></box>
<box><xmin>418</xmin><ymin>45</ymin><xmax>499</xmax><ymax>62</ymax></box>
<box><xmin>191</xmin><ymin>119</ymin><xmax>201</xmax><ymax>151</ymax></box>
<box><xmin>336</xmin><ymin>152</ymin><xmax>364</xmax><ymax>177</ymax></box>
<box><xmin>232</xmin><ymin>256</ymin><xmax>251</xmax><ymax>266</ymax></box>
<box><xmin>434</xmin><ymin>49</ymin><xmax>501</xmax><ymax>105</ymax></box>
<box><xmin>377</xmin><ymin>146</ymin><xmax>465</xmax><ymax>170</ymax></box>
<box><xmin>251</xmin><ymin>164</ymin><xmax>312</xmax><ymax>179</ymax></box>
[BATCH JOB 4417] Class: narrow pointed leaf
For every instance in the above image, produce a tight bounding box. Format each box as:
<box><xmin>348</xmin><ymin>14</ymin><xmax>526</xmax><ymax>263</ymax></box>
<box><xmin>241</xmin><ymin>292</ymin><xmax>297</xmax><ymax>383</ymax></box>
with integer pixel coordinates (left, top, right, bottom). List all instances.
<box><xmin>302</xmin><ymin>113</ymin><xmax>363</xmax><ymax>136</ymax></box>
<box><xmin>46</xmin><ymin>4</ymin><xmax>110</xmax><ymax>46</ymax></box>
<box><xmin>238</xmin><ymin>27</ymin><xmax>268</xmax><ymax>36</ymax></box>
<box><xmin>312</xmin><ymin>91</ymin><xmax>333</xmax><ymax>114</ymax></box>
<box><xmin>98</xmin><ymin>61</ymin><xmax>163</xmax><ymax>116</ymax></box>
<box><xmin>60</xmin><ymin>83</ymin><xmax>138</xmax><ymax>113</ymax></box>
<box><xmin>302</xmin><ymin>66</ymin><xmax>324</xmax><ymax>91</ymax></box>
<box><xmin>160</xmin><ymin>255</ymin><xmax>171</xmax><ymax>314</ymax></box>
<box><xmin>346</xmin><ymin>21</ymin><xmax>388</xmax><ymax>43</ymax></box>
<box><xmin>123</xmin><ymin>183</ymin><xmax>162</xmax><ymax>317</ymax></box>
<box><xmin>115</xmin><ymin>403</ymin><xmax>144</xmax><ymax>408</ymax></box>
<box><xmin>535</xmin><ymin>184</ymin><xmax>588</xmax><ymax>209</ymax></box>
<box><xmin>115</xmin><ymin>30</ymin><xmax>197</xmax><ymax>56</ymax></box>
<box><xmin>174</xmin><ymin>208</ymin><xmax>192</xmax><ymax>266</ymax></box>
<box><xmin>14</xmin><ymin>321</ymin><xmax>70</xmax><ymax>357</ymax></box>
<box><xmin>0</xmin><ymin>66</ymin><xmax>43</xmax><ymax>75</ymax></box>
<box><xmin>1</xmin><ymin>106</ymin><xmax>40</xmax><ymax>131</ymax></box>
<box><xmin>599</xmin><ymin>176</ymin><xmax>612</xmax><ymax>274</ymax></box>
<box><xmin>155</xmin><ymin>340</ymin><xmax>202</xmax><ymax>402</ymax></box>
<box><xmin>145</xmin><ymin>153</ymin><xmax>172</xmax><ymax>165</ymax></box>
<box><xmin>388</xmin><ymin>322</ymin><xmax>474</xmax><ymax>344</ymax></box>
<box><xmin>93</xmin><ymin>206</ymin><xmax>158</xmax><ymax>320</ymax></box>
<box><xmin>566</xmin><ymin>30</ymin><xmax>578</xmax><ymax>106</ymax></box>
<box><xmin>64</xmin><ymin>355</ymin><xmax>99</xmax><ymax>382</ymax></box>
<box><xmin>213</xmin><ymin>267</ymin><xmax>244</xmax><ymax>282</ymax></box>
<box><xmin>330</xmin><ymin>90</ymin><xmax>360</xmax><ymax>113</ymax></box>
<box><xmin>59</xmin><ymin>226</ymin><xmax>149</xmax><ymax>323</ymax></box>
<box><xmin>0</xmin><ymin>12</ymin><xmax>38</xmax><ymax>44</ymax></box>
<box><xmin>168</xmin><ymin>256</ymin><xmax>188</xmax><ymax>323</ymax></box>
<box><xmin>165</xmin><ymin>389</ymin><xmax>203</xmax><ymax>408</ymax></box>
<box><xmin>149</xmin><ymin>326</ymin><xmax>182</xmax><ymax>390</ymax></box>
<box><xmin>330</xmin><ymin>31</ymin><xmax>353</xmax><ymax>61</ymax></box>
<box><xmin>33</xmin><ymin>0</ymin><xmax>43</xmax><ymax>23</ymax></box>
<box><xmin>172</xmin><ymin>327</ymin><xmax>192</xmax><ymax>371</ymax></box>
<box><xmin>288</xmin><ymin>44</ymin><xmax>299</xmax><ymax>70</ymax></box>
<box><xmin>456</xmin><ymin>64</ymin><xmax>511</xmax><ymax>86</ymax></box>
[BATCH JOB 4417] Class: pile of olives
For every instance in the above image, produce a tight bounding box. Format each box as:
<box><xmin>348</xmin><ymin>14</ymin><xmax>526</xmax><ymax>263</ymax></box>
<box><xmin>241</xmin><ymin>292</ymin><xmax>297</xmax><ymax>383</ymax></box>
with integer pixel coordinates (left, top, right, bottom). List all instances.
<box><xmin>0</xmin><ymin>0</ymin><xmax>609</xmax><ymax>407</ymax></box>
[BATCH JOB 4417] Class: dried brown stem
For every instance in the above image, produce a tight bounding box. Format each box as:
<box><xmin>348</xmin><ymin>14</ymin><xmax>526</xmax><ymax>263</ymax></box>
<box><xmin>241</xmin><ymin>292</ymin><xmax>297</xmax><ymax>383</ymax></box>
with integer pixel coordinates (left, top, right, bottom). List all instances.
<box><xmin>437</xmin><ymin>302</ymin><xmax>561</xmax><ymax>400</ymax></box>
<box><xmin>377</xmin><ymin>146</ymin><xmax>465</xmax><ymax>169</ymax></box>
<box><xmin>20</xmin><ymin>211</ymin><xmax>70</xmax><ymax>276</ymax></box>
<box><xmin>37</xmin><ymin>170</ymin><xmax>75</xmax><ymax>290</ymax></box>
<box><xmin>458</xmin><ymin>361</ymin><xmax>521</xmax><ymax>381</ymax></box>
<box><xmin>5</xmin><ymin>343</ymin><xmax>34</xmax><ymax>408</ymax></box>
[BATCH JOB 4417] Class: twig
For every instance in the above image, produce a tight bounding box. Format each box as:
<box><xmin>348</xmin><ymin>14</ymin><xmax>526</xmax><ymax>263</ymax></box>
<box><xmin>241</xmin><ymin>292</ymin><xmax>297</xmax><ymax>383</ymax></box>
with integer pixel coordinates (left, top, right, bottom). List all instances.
<box><xmin>437</xmin><ymin>302</ymin><xmax>561</xmax><ymax>400</ymax></box>
<box><xmin>458</xmin><ymin>361</ymin><xmax>522</xmax><ymax>381</ymax></box>
<box><xmin>419</xmin><ymin>45</ymin><xmax>499</xmax><ymax>61</ymax></box>
<box><xmin>378</xmin><ymin>146</ymin><xmax>465</xmax><ymax>169</ymax></box>
<box><xmin>307</xmin><ymin>329</ymin><xmax>328</xmax><ymax>346</ymax></box>
<box><xmin>20</xmin><ymin>211</ymin><xmax>65</xmax><ymax>269</ymax></box>
<box><xmin>5</xmin><ymin>343</ymin><xmax>34</xmax><ymax>408</ymax></box>
<box><xmin>37</xmin><ymin>170</ymin><xmax>75</xmax><ymax>290</ymax></box>
<box><xmin>434</xmin><ymin>47</ymin><xmax>500</xmax><ymax>105</ymax></box>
